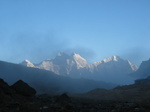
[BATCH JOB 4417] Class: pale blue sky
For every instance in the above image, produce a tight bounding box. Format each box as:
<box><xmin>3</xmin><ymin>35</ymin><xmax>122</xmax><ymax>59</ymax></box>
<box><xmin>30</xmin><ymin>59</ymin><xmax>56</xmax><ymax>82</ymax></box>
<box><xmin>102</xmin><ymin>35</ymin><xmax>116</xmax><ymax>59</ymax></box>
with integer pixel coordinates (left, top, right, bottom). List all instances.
<box><xmin>0</xmin><ymin>0</ymin><xmax>150</xmax><ymax>65</ymax></box>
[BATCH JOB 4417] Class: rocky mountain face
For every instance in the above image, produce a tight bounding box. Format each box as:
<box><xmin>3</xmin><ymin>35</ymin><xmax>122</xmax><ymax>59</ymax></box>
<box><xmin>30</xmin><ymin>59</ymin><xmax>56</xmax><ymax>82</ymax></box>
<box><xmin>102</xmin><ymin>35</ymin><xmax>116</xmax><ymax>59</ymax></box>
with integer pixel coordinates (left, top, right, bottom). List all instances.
<box><xmin>132</xmin><ymin>59</ymin><xmax>150</xmax><ymax>78</ymax></box>
<box><xmin>20</xmin><ymin>52</ymin><xmax>138</xmax><ymax>84</ymax></box>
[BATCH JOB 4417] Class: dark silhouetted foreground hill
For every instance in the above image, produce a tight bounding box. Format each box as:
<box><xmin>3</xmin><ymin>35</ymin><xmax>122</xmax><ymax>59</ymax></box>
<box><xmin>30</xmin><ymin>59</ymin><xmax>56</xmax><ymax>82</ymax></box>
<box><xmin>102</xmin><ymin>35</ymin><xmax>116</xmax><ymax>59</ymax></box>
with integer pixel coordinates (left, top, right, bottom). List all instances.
<box><xmin>1</xmin><ymin>78</ymin><xmax>150</xmax><ymax>112</ymax></box>
<box><xmin>79</xmin><ymin>76</ymin><xmax>150</xmax><ymax>104</ymax></box>
<box><xmin>11</xmin><ymin>80</ymin><xmax>36</xmax><ymax>96</ymax></box>
<box><xmin>0</xmin><ymin>78</ymin><xmax>36</xmax><ymax>111</ymax></box>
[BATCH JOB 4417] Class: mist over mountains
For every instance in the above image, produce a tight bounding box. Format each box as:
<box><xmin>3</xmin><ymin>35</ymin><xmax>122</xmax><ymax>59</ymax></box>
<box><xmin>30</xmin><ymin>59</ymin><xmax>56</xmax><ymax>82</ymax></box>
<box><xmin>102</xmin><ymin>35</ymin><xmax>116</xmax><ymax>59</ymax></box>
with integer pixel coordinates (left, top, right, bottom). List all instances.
<box><xmin>20</xmin><ymin>52</ymin><xmax>138</xmax><ymax>84</ymax></box>
<box><xmin>0</xmin><ymin>55</ymin><xmax>150</xmax><ymax>111</ymax></box>
<box><xmin>0</xmin><ymin>60</ymin><xmax>116</xmax><ymax>94</ymax></box>
<box><xmin>1</xmin><ymin>51</ymin><xmax>150</xmax><ymax>95</ymax></box>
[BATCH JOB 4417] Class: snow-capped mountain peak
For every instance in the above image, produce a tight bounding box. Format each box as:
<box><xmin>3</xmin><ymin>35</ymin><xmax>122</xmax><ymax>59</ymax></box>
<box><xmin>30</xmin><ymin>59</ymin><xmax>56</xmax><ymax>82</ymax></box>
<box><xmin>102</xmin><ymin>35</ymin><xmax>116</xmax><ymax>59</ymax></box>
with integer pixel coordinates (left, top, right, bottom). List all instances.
<box><xmin>20</xmin><ymin>60</ymin><xmax>35</xmax><ymax>67</ymax></box>
<box><xmin>103</xmin><ymin>56</ymin><xmax>120</xmax><ymax>63</ymax></box>
<box><xmin>72</xmin><ymin>53</ymin><xmax>86</xmax><ymax>61</ymax></box>
<box><xmin>92</xmin><ymin>56</ymin><xmax>121</xmax><ymax>66</ymax></box>
<box><xmin>72</xmin><ymin>53</ymin><xmax>88</xmax><ymax>69</ymax></box>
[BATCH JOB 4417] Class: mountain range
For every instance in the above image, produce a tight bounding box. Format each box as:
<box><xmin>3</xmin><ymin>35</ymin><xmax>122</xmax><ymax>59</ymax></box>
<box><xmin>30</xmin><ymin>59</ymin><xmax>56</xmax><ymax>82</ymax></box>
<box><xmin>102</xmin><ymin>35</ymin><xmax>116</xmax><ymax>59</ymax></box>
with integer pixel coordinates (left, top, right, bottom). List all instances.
<box><xmin>1</xmin><ymin>52</ymin><xmax>150</xmax><ymax>95</ymax></box>
<box><xmin>20</xmin><ymin>52</ymin><xmax>138</xmax><ymax>84</ymax></box>
<box><xmin>0</xmin><ymin>60</ymin><xmax>116</xmax><ymax>94</ymax></box>
<box><xmin>1</xmin><ymin>56</ymin><xmax>150</xmax><ymax>111</ymax></box>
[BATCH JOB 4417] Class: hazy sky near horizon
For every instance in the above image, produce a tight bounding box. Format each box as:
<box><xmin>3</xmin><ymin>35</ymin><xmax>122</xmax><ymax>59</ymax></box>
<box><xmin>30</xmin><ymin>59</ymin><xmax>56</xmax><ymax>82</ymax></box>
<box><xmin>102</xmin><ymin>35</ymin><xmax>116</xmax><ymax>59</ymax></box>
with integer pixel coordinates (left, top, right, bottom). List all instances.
<box><xmin>0</xmin><ymin>0</ymin><xmax>150</xmax><ymax>65</ymax></box>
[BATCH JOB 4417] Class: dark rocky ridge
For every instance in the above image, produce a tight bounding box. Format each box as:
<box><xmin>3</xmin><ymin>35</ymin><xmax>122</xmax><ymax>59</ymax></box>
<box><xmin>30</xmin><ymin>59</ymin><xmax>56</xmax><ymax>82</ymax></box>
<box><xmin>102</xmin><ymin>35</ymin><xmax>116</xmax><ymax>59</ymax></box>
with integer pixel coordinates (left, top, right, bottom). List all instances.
<box><xmin>0</xmin><ymin>78</ymin><xmax>14</xmax><ymax>95</ymax></box>
<box><xmin>79</xmin><ymin>77</ymin><xmax>150</xmax><ymax>103</ymax></box>
<box><xmin>0</xmin><ymin>78</ymin><xmax>36</xmax><ymax>97</ymax></box>
<box><xmin>11</xmin><ymin>80</ymin><xmax>36</xmax><ymax>96</ymax></box>
<box><xmin>0</xmin><ymin>78</ymin><xmax>36</xmax><ymax>112</ymax></box>
<box><xmin>1</xmin><ymin>77</ymin><xmax>150</xmax><ymax>111</ymax></box>
<box><xmin>135</xmin><ymin>76</ymin><xmax>150</xmax><ymax>84</ymax></box>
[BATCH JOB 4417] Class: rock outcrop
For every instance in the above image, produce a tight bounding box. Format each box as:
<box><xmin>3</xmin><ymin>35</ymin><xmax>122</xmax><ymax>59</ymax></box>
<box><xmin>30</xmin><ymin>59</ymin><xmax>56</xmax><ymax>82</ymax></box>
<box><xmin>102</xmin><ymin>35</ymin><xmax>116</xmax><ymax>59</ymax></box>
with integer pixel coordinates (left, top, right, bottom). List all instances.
<box><xmin>11</xmin><ymin>80</ymin><xmax>36</xmax><ymax>96</ymax></box>
<box><xmin>0</xmin><ymin>78</ymin><xmax>36</xmax><ymax>112</ymax></box>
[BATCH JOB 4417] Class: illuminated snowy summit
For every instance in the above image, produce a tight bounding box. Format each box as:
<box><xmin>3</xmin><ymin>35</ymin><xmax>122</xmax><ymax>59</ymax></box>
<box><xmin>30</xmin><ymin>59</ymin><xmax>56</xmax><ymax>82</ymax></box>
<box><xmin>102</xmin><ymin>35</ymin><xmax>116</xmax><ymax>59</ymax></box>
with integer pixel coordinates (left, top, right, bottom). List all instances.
<box><xmin>72</xmin><ymin>52</ymin><xmax>89</xmax><ymax>69</ymax></box>
<box><xmin>103</xmin><ymin>56</ymin><xmax>120</xmax><ymax>62</ymax></box>
<box><xmin>93</xmin><ymin>56</ymin><xmax>121</xmax><ymax>66</ymax></box>
<box><xmin>20</xmin><ymin>60</ymin><xmax>35</xmax><ymax>67</ymax></box>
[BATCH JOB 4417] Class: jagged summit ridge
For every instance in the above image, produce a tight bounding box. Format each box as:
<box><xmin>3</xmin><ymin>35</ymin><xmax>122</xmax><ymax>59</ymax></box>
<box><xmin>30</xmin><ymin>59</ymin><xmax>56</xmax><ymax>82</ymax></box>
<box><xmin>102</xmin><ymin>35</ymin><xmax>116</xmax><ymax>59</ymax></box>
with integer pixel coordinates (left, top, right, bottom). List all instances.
<box><xmin>92</xmin><ymin>56</ymin><xmax>137</xmax><ymax>71</ymax></box>
<box><xmin>20</xmin><ymin>52</ymin><xmax>138</xmax><ymax>84</ymax></box>
<box><xmin>93</xmin><ymin>56</ymin><xmax>123</xmax><ymax>66</ymax></box>
<box><xmin>103</xmin><ymin>56</ymin><xmax>121</xmax><ymax>62</ymax></box>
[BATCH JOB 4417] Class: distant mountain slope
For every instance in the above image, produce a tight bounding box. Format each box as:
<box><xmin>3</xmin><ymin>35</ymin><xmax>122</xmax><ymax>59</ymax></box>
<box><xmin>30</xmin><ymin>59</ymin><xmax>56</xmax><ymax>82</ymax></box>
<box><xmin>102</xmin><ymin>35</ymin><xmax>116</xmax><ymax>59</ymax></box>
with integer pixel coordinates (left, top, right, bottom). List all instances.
<box><xmin>79</xmin><ymin>77</ymin><xmax>150</xmax><ymax>103</ymax></box>
<box><xmin>92</xmin><ymin>56</ymin><xmax>137</xmax><ymax>73</ymax></box>
<box><xmin>135</xmin><ymin>76</ymin><xmax>150</xmax><ymax>84</ymax></box>
<box><xmin>0</xmin><ymin>60</ymin><xmax>116</xmax><ymax>94</ymax></box>
<box><xmin>131</xmin><ymin>59</ymin><xmax>150</xmax><ymax>78</ymax></box>
<box><xmin>20</xmin><ymin>52</ymin><xmax>138</xmax><ymax>84</ymax></box>
<box><xmin>91</xmin><ymin>56</ymin><xmax>138</xmax><ymax>84</ymax></box>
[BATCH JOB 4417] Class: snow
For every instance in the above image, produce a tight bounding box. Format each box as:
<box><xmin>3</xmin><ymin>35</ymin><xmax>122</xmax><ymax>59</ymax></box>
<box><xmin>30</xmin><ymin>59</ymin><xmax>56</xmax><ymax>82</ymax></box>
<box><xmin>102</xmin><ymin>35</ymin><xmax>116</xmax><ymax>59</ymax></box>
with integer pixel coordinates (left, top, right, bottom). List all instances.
<box><xmin>72</xmin><ymin>53</ymin><xmax>88</xmax><ymax>69</ymax></box>
<box><xmin>20</xmin><ymin>53</ymin><xmax>138</xmax><ymax>84</ymax></box>
<box><xmin>20</xmin><ymin>60</ymin><xmax>35</xmax><ymax>67</ymax></box>
<box><xmin>103</xmin><ymin>56</ymin><xmax>120</xmax><ymax>63</ymax></box>
<box><xmin>127</xmin><ymin>60</ymin><xmax>138</xmax><ymax>71</ymax></box>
